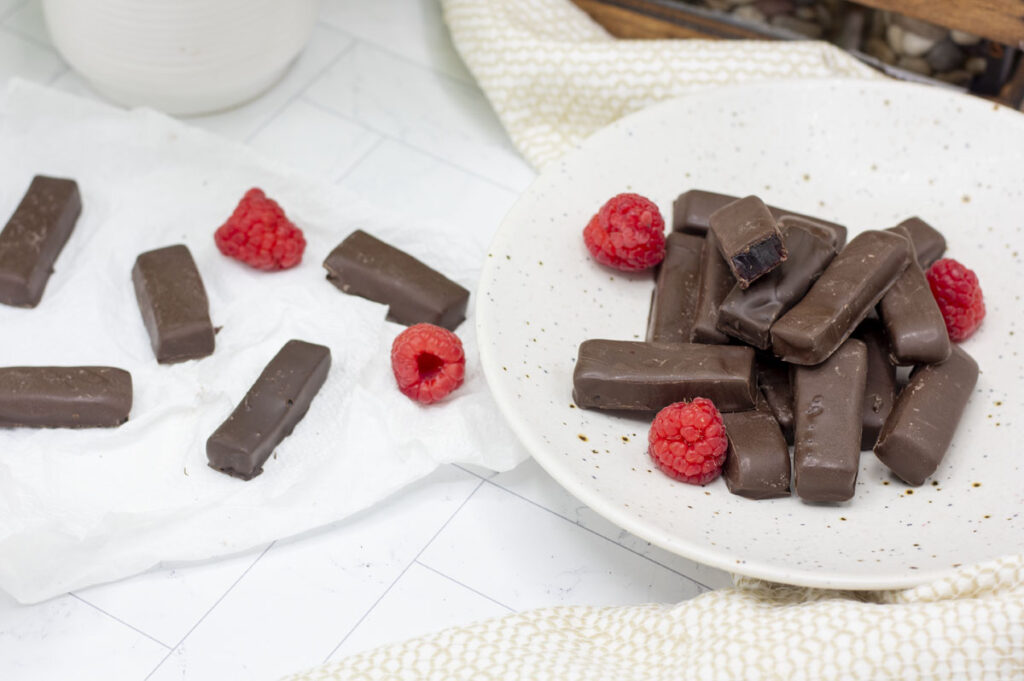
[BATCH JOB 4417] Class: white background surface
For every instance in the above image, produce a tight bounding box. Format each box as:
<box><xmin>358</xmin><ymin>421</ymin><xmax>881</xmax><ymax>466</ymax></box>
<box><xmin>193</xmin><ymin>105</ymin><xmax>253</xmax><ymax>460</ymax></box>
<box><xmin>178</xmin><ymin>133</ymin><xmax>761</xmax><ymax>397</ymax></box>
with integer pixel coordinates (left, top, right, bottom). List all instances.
<box><xmin>0</xmin><ymin>1</ymin><xmax>731</xmax><ymax>679</ymax></box>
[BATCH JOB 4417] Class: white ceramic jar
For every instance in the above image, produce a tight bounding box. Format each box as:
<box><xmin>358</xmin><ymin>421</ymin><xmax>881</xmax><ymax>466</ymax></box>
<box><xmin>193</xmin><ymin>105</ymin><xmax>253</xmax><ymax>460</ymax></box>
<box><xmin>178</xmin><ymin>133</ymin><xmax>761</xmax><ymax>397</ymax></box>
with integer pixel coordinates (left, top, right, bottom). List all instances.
<box><xmin>42</xmin><ymin>0</ymin><xmax>321</xmax><ymax>115</ymax></box>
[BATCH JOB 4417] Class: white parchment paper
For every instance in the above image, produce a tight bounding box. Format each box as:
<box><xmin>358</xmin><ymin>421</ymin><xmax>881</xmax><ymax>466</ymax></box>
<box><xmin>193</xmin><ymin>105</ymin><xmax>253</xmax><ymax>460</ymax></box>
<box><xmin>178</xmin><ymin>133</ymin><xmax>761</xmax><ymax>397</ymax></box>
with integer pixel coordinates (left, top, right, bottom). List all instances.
<box><xmin>0</xmin><ymin>81</ymin><xmax>527</xmax><ymax>603</ymax></box>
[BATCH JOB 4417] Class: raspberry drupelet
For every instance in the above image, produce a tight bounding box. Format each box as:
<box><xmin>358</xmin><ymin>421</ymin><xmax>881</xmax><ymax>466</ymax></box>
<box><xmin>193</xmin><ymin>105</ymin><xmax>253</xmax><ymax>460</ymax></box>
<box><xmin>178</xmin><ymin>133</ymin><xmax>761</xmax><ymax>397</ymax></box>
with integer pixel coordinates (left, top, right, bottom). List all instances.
<box><xmin>582</xmin><ymin>193</ymin><xmax>666</xmax><ymax>271</ymax></box>
<box><xmin>926</xmin><ymin>258</ymin><xmax>985</xmax><ymax>342</ymax></box>
<box><xmin>214</xmin><ymin>188</ymin><xmax>305</xmax><ymax>271</ymax></box>
<box><xmin>648</xmin><ymin>398</ymin><xmax>729</xmax><ymax>485</ymax></box>
<box><xmin>391</xmin><ymin>323</ymin><xmax>466</xmax><ymax>404</ymax></box>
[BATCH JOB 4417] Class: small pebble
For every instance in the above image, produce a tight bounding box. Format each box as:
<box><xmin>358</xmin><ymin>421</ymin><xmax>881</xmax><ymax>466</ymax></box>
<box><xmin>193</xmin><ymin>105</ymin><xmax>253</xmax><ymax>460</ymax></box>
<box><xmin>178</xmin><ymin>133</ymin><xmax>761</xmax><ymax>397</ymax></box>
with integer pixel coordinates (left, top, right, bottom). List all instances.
<box><xmin>886</xmin><ymin>23</ymin><xmax>904</xmax><ymax>52</ymax></box>
<box><xmin>901</xmin><ymin>31</ymin><xmax>938</xmax><ymax>57</ymax></box>
<box><xmin>838</xmin><ymin>9</ymin><xmax>866</xmax><ymax>51</ymax></box>
<box><xmin>897</xmin><ymin>55</ymin><xmax>932</xmax><ymax>76</ymax></box>
<box><xmin>926</xmin><ymin>39</ymin><xmax>965</xmax><ymax>73</ymax></box>
<box><xmin>865</xmin><ymin>36</ymin><xmax>897</xmax><ymax>65</ymax></box>
<box><xmin>893</xmin><ymin>14</ymin><xmax>948</xmax><ymax>41</ymax></box>
<box><xmin>965</xmin><ymin>56</ymin><xmax>988</xmax><ymax>74</ymax></box>
<box><xmin>732</xmin><ymin>4</ymin><xmax>767</xmax><ymax>23</ymax></box>
<box><xmin>772</xmin><ymin>14</ymin><xmax>823</xmax><ymax>38</ymax></box>
<box><xmin>935</xmin><ymin>69</ymin><xmax>973</xmax><ymax>87</ymax></box>
<box><xmin>794</xmin><ymin>6</ymin><xmax>816</xmax><ymax>21</ymax></box>
<box><xmin>753</xmin><ymin>0</ymin><xmax>794</xmax><ymax>19</ymax></box>
<box><xmin>950</xmin><ymin>29</ymin><xmax>982</xmax><ymax>46</ymax></box>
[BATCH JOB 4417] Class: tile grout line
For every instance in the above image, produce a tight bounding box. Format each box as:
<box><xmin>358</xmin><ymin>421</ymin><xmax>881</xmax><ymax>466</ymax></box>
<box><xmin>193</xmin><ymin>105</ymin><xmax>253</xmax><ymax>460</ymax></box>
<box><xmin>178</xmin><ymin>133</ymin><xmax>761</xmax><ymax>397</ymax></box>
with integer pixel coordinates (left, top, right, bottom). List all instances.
<box><xmin>1</xmin><ymin>22</ymin><xmax>58</xmax><ymax>54</ymax></box>
<box><xmin>319</xmin><ymin>478</ymin><xmax>485</xmax><ymax>664</ymax></box>
<box><xmin>46</xmin><ymin>63</ymin><xmax>70</xmax><ymax>85</ymax></box>
<box><xmin>413</xmin><ymin>559</ymin><xmax>517</xmax><ymax>614</ymax></box>
<box><xmin>334</xmin><ymin>135</ymin><xmax>387</xmax><ymax>183</ymax></box>
<box><xmin>299</xmin><ymin>95</ymin><xmax>524</xmax><ymax>195</ymax></box>
<box><xmin>69</xmin><ymin>593</ymin><xmax>173</xmax><ymax>650</ymax></box>
<box><xmin>142</xmin><ymin>542</ymin><xmax>276</xmax><ymax>680</ymax></box>
<box><xmin>242</xmin><ymin>37</ymin><xmax>359</xmax><ymax>145</ymax></box>
<box><xmin>0</xmin><ymin>0</ymin><xmax>30</xmax><ymax>23</ymax></box>
<box><xmin>453</xmin><ymin>465</ymin><xmax>714</xmax><ymax>592</ymax></box>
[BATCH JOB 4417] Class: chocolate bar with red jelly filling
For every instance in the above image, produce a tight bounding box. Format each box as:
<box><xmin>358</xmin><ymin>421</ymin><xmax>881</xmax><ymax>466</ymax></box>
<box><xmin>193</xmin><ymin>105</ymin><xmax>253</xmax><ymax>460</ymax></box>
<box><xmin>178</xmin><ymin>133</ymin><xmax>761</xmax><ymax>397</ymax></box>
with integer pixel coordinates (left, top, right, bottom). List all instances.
<box><xmin>792</xmin><ymin>338</ymin><xmax>868</xmax><ymax>502</ymax></box>
<box><xmin>878</xmin><ymin>226</ymin><xmax>951</xmax><ymax>366</ymax></box>
<box><xmin>771</xmin><ymin>230</ymin><xmax>911</xmax><ymax>366</ymax></box>
<box><xmin>855</xmin><ymin>319</ymin><xmax>897</xmax><ymax>451</ymax></box>
<box><xmin>0</xmin><ymin>367</ymin><xmax>132</xmax><ymax>428</ymax></box>
<box><xmin>323</xmin><ymin>230</ymin><xmax>469</xmax><ymax>331</ymax></box>
<box><xmin>207</xmin><ymin>340</ymin><xmax>331</xmax><ymax>480</ymax></box>
<box><xmin>716</xmin><ymin>219</ymin><xmax>837</xmax><ymax>350</ymax></box>
<box><xmin>887</xmin><ymin>217</ymin><xmax>945</xmax><ymax>269</ymax></box>
<box><xmin>572</xmin><ymin>340</ymin><xmax>756</xmax><ymax>412</ymax></box>
<box><xmin>722</xmin><ymin>399</ymin><xmax>791</xmax><ymax>499</ymax></box>
<box><xmin>132</xmin><ymin>245</ymin><xmax>215</xmax><ymax>364</ymax></box>
<box><xmin>672</xmin><ymin>190</ymin><xmax>847</xmax><ymax>249</ymax></box>
<box><xmin>690</xmin><ymin>232</ymin><xmax>734</xmax><ymax>344</ymax></box>
<box><xmin>874</xmin><ymin>346</ymin><xmax>978</xmax><ymax>486</ymax></box>
<box><xmin>646</xmin><ymin>233</ymin><xmax>703</xmax><ymax>343</ymax></box>
<box><xmin>708</xmin><ymin>196</ymin><xmax>788</xmax><ymax>288</ymax></box>
<box><xmin>0</xmin><ymin>175</ymin><xmax>81</xmax><ymax>308</ymax></box>
<box><xmin>757</xmin><ymin>355</ymin><xmax>794</xmax><ymax>445</ymax></box>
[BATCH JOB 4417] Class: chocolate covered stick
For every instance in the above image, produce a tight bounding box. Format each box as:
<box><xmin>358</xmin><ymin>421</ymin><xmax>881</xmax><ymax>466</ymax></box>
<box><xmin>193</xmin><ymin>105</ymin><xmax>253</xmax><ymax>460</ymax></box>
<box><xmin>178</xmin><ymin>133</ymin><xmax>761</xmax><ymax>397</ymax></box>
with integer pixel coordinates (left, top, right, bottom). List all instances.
<box><xmin>646</xmin><ymin>233</ymin><xmax>703</xmax><ymax>343</ymax></box>
<box><xmin>709</xmin><ymin>196</ymin><xmax>788</xmax><ymax>288</ymax></box>
<box><xmin>323</xmin><ymin>230</ymin><xmax>469</xmax><ymax>331</ymax></box>
<box><xmin>856</xmin><ymin>320</ymin><xmax>897</xmax><ymax>451</ymax></box>
<box><xmin>771</xmin><ymin>230</ymin><xmax>911</xmax><ymax>366</ymax></box>
<box><xmin>757</xmin><ymin>355</ymin><xmax>794</xmax><ymax>445</ymax></box>
<box><xmin>0</xmin><ymin>367</ymin><xmax>132</xmax><ymax>428</ymax></box>
<box><xmin>207</xmin><ymin>340</ymin><xmax>331</xmax><ymax>480</ymax></box>
<box><xmin>888</xmin><ymin>217</ymin><xmax>945</xmax><ymax>269</ymax></box>
<box><xmin>878</xmin><ymin>226</ymin><xmax>951</xmax><ymax>366</ymax></box>
<box><xmin>722</xmin><ymin>399</ymin><xmax>791</xmax><ymax>499</ymax></box>
<box><xmin>717</xmin><ymin>220</ymin><xmax>836</xmax><ymax>350</ymax></box>
<box><xmin>132</xmin><ymin>245</ymin><xmax>215</xmax><ymax>364</ymax></box>
<box><xmin>874</xmin><ymin>346</ymin><xmax>978</xmax><ymax>486</ymax></box>
<box><xmin>572</xmin><ymin>340</ymin><xmax>756</xmax><ymax>412</ymax></box>
<box><xmin>0</xmin><ymin>176</ymin><xmax>81</xmax><ymax>307</ymax></box>
<box><xmin>792</xmin><ymin>338</ymin><xmax>868</xmax><ymax>502</ymax></box>
<box><xmin>690</xmin><ymin>232</ymin><xmax>734</xmax><ymax>344</ymax></box>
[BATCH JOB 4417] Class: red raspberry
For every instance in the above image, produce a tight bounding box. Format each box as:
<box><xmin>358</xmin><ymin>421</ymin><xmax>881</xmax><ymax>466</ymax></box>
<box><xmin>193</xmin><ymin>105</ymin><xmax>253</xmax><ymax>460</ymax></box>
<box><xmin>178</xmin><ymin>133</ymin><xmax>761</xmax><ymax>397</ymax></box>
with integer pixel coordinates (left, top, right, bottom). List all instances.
<box><xmin>583</xmin><ymin>193</ymin><xmax>666</xmax><ymax>271</ymax></box>
<box><xmin>214</xmin><ymin>188</ymin><xmax>305</xmax><ymax>270</ymax></box>
<box><xmin>648</xmin><ymin>398</ymin><xmax>728</xmax><ymax>485</ymax></box>
<box><xmin>391</xmin><ymin>324</ymin><xmax>466</xmax><ymax>404</ymax></box>
<box><xmin>926</xmin><ymin>258</ymin><xmax>985</xmax><ymax>342</ymax></box>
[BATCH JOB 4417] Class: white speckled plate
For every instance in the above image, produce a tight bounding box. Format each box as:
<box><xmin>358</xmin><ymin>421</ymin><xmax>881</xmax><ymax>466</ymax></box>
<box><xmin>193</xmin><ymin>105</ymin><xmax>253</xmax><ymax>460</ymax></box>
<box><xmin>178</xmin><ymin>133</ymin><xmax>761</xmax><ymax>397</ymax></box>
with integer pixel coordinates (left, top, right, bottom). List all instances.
<box><xmin>476</xmin><ymin>79</ymin><xmax>1024</xmax><ymax>590</ymax></box>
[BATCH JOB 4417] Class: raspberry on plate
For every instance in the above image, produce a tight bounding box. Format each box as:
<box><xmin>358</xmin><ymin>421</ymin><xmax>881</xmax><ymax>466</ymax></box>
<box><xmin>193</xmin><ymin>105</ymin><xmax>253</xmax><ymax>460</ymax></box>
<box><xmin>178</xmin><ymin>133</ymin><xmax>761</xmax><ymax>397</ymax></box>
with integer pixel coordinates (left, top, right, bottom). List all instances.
<box><xmin>926</xmin><ymin>258</ymin><xmax>985</xmax><ymax>342</ymax></box>
<box><xmin>583</xmin><ymin>193</ymin><xmax>666</xmax><ymax>271</ymax></box>
<box><xmin>214</xmin><ymin>188</ymin><xmax>306</xmax><ymax>270</ymax></box>
<box><xmin>648</xmin><ymin>398</ymin><xmax>728</xmax><ymax>485</ymax></box>
<box><xmin>391</xmin><ymin>323</ymin><xmax>466</xmax><ymax>404</ymax></box>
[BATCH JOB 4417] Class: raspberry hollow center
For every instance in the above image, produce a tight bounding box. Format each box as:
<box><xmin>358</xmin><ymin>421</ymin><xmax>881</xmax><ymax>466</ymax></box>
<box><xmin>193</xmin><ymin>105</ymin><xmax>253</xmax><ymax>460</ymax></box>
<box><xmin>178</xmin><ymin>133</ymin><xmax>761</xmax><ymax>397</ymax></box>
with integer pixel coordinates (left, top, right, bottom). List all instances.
<box><xmin>416</xmin><ymin>352</ymin><xmax>445</xmax><ymax>380</ymax></box>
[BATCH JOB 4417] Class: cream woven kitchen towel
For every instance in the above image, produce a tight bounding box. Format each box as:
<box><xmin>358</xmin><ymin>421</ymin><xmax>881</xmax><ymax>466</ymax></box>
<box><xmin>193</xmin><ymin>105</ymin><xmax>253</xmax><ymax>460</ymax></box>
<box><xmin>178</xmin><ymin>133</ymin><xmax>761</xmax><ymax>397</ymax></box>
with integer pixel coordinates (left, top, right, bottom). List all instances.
<box><xmin>442</xmin><ymin>0</ymin><xmax>882</xmax><ymax>169</ymax></box>
<box><xmin>284</xmin><ymin>553</ymin><xmax>1023</xmax><ymax>680</ymax></box>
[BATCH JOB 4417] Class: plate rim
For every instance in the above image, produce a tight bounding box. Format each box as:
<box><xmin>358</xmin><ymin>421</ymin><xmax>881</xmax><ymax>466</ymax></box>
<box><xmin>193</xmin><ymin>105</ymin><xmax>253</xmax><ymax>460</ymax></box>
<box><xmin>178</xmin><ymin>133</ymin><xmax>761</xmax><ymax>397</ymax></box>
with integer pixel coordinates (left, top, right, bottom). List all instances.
<box><xmin>476</xmin><ymin>77</ymin><xmax>1021</xmax><ymax>590</ymax></box>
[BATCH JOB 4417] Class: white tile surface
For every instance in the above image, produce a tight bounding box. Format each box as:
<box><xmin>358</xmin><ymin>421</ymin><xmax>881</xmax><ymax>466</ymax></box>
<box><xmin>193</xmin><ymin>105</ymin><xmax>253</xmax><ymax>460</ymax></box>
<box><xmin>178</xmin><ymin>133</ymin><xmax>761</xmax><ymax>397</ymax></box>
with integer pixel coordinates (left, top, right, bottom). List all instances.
<box><xmin>419</xmin><ymin>482</ymin><xmax>705</xmax><ymax>611</ymax></box>
<box><xmin>188</xmin><ymin>25</ymin><xmax>355</xmax><ymax>142</ymax></box>
<box><xmin>318</xmin><ymin>0</ymin><xmax>473</xmax><ymax>83</ymax></box>
<box><xmin>0</xmin><ymin>26</ymin><xmax>62</xmax><ymax>84</ymax></box>
<box><xmin>305</xmin><ymin>40</ymin><xmax>534</xmax><ymax>191</ymax></box>
<box><xmin>327</xmin><ymin>561</ymin><xmax>513</xmax><ymax>661</ymax></box>
<box><xmin>147</xmin><ymin>467</ymin><xmax>481</xmax><ymax>681</ymax></box>
<box><xmin>3</xmin><ymin>0</ymin><xmax>48</xmax><ymax>47</ymax></box>
<box><xmin>249</xmin><ymin>98</ymin><xmax>381</xmax><ymax>182</ymax></box>
<box><xmin>74</xmin><ymin>545</ymin><xmax>270</xmax><ymax>648</ymax></box>
<box><xmin>0</xmin><ymin>591</ymin><xmax>168</xmax><ymax>681</ymax></box>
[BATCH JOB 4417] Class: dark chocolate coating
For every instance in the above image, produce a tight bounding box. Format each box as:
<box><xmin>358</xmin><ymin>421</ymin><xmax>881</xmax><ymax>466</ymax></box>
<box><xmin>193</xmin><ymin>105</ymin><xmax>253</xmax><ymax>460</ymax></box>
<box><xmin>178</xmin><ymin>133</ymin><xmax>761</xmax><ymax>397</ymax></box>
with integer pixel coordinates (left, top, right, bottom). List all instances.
<box><xmin>792</xmin><ymin>338</ymin><xmax>868</xmax><ymax>502</ymax></box>
<box><xmin>874</xmin><ymin>346</ymin><xmax>978</xmax><ymax>486</ymax></box>
<box><xmin>646</xmin><ymin>233</ymin><xmax>702</xmax><ymax>343</ymax></box>
<box><xmin>207</xmin><ymin>340</ymin><xmax>331</xmax><ymax>480</ymax></box>
<box><xmin>709</xmin><ymin>196</ymin><xmax>787</xmax><ymax>288</ymax></box>
<box><xmin>878</xmin><ymin>227</ymin><xmax>951</xmax><ymax>366</ymax></box>
<box><xmin>771</xmin><ymin>230</ymin><xmax>911</xmax><ymax>366</ymax></box>
<box><xmin>888</xmin><ymin>217</ymin><xmax>945</xmax><ymax>269</ymax></box>
<box><xmin>572</xmin><ymin>340</ymin><xmax>756</xmax><ymax>412</ymax></box>
<box><xmin>717</xmin><ymin>220</ymin><xmax>836</xmax><ymax>350</ymax></box>
<box><xmin>777</xmin><ymin>215</ymin><xmax>846</xmax><ymax>252</ymax></box>
<box><xmin>757</xmin><ymin>355</ymin><xmax>794</xmax><ymax>445</ymax></box>
<box><xmin>132</xmin><ymin>245</ymin><xmax>215</xmax><ymax>364</ymax></box>
<box><xmin>323</xmin><ymin>230</ymin><xmax>469</xmax><ymax>331</ymax></box>
<box><xmin>671</xmin><ymin>189</ymin><xmax>846</xmax><ymax>247</ymax></box>
<box><xmin>0</xmin><ymin>176</ymin><xmax>81</xmax><ymax>307</ymax></box>
<box><xmin>856</xmin><ymin>319</ymin><xmax>897</xmax><ymax>451</ymax></box>
<box><xmin>722</xmin><ymin>400</ymin><xmax>791</xmax><ymax>499</ymax></box>
<box><xmin>0</xmin><ymin>367</ymin><xmax>132</xmax><ymax>428</ymax></box>
<box><xmin>690</xmin><ymin>232</ymin><xmax>734</xmax><ymax>344</ymax></box>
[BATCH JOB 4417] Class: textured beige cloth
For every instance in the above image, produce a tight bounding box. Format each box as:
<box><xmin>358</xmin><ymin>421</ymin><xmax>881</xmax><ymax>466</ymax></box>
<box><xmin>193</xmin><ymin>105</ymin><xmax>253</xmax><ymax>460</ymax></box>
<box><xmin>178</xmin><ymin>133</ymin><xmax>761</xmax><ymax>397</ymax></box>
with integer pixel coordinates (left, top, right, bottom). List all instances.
<box><xmin>442</xmin><ymin>0</ymin><xmax>881</xmax><ymax>168</ymax></box>
<box><xmin>281</xmin><ymin>2</ymin><xmax>1022</xmax><ymax>679</ymax></box>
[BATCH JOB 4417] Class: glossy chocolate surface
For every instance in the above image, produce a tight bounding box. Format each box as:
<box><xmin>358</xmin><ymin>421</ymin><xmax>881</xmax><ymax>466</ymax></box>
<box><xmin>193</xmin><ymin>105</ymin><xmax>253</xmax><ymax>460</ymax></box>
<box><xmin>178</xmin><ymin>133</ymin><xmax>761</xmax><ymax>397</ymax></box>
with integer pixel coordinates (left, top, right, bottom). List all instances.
<box><xmin>792</xmin><ymin>338</ymin><xmax>868</xmax><ymax>502</ymax></box>
<box><xmin>717</xmin><ymin>220</ymin><xmax>836</xmax><ymax>349</ymax></box>
<box><xmin>323</xmin><ymin>230</ymin><xmax>469</xmax><ymax>331</ymax></box>
<box><xmin>207</xmin><ymin>340</ymin><xmax>331</xmax><ymax>480</ymax></box>
<box><xmin>757</xmin><ymin>355</ymin><xmax>794</xmax><ymax>445</ymax></box>
<box><xmin>709</xmin><ymin>196</ymin><xmax>788</xmax><ymax>288</ymax></box>
<box><xmin>888</xmin><ymin>217</ymin><xmax>945</xmax><ymax>269</ymax></box>
<box><xmin>572</xmin><ymin>340</ymin><xmax>756</xmax><ymax>412</ymax></box>
<box><xmin>771</xmin><ymin>230</ymin><xmax>911</xmax><ymax>365</ymax></box>
<box><xmin>646</xmin><ymin>233</ymin><xmax>702</xmax><ymax>343</ymax></box>
<box><xmin>690</xmin><ymin>232</ymin><xmax>734</xmax><ymax>344</ymax></box>
<box><xmin>132</xmin><ymin>244</ymin><xmax>215</xmax><ymax>364</ymax></box>
<box><xmin>874</xmin><ymin>346</ymin><xmax>978</xmax><ymax>486</ymax></box>
<box><xmin>0</xmin><ymin>367</ymin><xmax>132</xmax><ymax>428</ymax></box>
<box><xmin>722</xmin><ymin>399</ymin><xmax>791</xmax><ymax>499</ymax></box>
<box><xmin>0</xmin><ymin>175</ymin><xmax>81</xmax><ymax>307</ymax></box>
<box><xmin>856</xmin><ymin>320</ymin><xmax>897</xmax><ymax>451</ymax></box>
